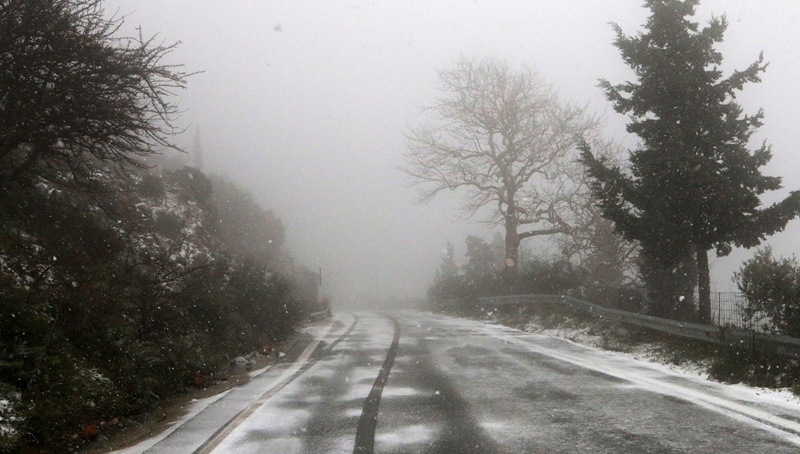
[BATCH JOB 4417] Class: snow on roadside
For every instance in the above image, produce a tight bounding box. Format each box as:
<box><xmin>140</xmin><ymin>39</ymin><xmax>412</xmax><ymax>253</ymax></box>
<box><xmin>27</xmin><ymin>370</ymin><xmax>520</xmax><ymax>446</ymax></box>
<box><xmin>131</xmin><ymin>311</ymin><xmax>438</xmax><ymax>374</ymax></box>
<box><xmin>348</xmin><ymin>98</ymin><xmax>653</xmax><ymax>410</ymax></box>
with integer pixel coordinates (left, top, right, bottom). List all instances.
<box><xmin>108</xmin><ymin>390</ymin><xmax>232</xmax><ymax>454</ymax></box>
<box><xmin>508</xmin><ymin>318</ymin><xmax>800</xmax><ymax>408</ymax></box>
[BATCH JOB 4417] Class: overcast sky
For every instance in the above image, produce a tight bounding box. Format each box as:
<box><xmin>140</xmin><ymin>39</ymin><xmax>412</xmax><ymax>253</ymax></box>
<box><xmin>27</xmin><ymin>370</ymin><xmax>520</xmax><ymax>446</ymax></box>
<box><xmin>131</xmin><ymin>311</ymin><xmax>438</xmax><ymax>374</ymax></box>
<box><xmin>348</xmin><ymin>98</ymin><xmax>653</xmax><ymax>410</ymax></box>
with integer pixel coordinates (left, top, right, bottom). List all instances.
<box><xmin>104</xmin><ymin>0</ymin><xmax>800</xmax><ymax>306</ymax></box>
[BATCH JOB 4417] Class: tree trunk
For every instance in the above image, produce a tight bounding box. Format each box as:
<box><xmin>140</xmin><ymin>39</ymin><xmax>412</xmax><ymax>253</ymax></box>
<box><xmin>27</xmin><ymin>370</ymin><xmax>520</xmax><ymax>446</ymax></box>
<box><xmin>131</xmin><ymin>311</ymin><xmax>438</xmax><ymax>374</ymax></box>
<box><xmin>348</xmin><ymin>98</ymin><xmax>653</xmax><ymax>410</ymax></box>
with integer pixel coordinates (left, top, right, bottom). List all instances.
<box><xmin>696</xmin><ymin>247</ymin><xmax>711</xmax><ymax>324</ymax></box>
<box><xmin>640</xmin><ymin>246</ymin><xmax>697</xmax><ymax>321</ymax></box>
<box><xmin>503</xmin><ymin>224</ymin><xmax>519</xmax><ymax>293</ymax></box>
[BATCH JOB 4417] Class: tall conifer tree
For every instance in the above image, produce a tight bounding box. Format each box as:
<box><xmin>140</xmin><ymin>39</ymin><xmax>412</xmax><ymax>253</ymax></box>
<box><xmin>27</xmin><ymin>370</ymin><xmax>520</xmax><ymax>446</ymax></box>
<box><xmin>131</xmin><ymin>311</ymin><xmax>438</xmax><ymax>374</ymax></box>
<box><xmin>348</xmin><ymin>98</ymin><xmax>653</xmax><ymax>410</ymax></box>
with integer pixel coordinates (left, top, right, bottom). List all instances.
<box><xmin>581</xmin><ymin>0</ymin><xmax>800</xmax><ymax>321</ymax></box>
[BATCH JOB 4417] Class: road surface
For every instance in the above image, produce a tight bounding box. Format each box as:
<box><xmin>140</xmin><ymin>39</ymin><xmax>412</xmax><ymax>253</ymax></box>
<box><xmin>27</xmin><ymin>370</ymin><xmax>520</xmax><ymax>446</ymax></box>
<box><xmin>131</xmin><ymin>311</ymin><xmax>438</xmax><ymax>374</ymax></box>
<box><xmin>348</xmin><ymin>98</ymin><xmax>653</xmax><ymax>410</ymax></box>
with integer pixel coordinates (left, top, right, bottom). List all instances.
<box><xmin>122</xmin><ymin>311</ymin><xmax>800</xmax><ymax>453</ymax></box>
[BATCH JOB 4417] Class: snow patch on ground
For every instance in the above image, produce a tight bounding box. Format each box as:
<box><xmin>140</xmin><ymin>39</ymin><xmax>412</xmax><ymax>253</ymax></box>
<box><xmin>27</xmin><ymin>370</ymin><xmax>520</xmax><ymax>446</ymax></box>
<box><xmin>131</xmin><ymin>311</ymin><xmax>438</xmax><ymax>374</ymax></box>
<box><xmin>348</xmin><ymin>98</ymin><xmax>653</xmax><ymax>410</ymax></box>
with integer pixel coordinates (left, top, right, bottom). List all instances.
<box><xmin>515</xmin><ymin>320</ymin><xmax>800</xmax><ymax>407</ymax></box>
<box><xmin>340</xmin><ymin>383</ymin><xmax>374</xmax><ymax>402</ymax></box>
<box><xmin>375</xmin><ymin>423</ymin><xmax>436</xmax><ymax>446</ymax></box>
<box><xmin>346</xmin><ymin>365</ymin><xmax>383</xmax><ymax>384</ymax></box>
<box><xmin>381</xmin><ymin>386</ymin><xmax>427</xmax><ymax>398</ymax></box>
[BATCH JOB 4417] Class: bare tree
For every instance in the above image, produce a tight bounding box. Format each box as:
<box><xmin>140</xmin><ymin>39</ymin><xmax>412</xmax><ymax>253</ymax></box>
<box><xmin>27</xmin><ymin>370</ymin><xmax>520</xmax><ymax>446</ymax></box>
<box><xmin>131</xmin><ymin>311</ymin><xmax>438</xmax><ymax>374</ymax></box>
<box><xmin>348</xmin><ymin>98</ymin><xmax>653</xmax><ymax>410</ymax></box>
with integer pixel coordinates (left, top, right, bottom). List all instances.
<box><xmin>554</xmin><ymin>146</ymin><xmax>639</xmax><ymax>288</ymax></box>
<box><xmin>404</xmin><ymin>57</ymin><xmax>598</xmax><ymax>279</ymax></box>
<box><xmin>0</xmin><ymin>0</ymin><xmax>191</xmax><ymax>191</ymax></box>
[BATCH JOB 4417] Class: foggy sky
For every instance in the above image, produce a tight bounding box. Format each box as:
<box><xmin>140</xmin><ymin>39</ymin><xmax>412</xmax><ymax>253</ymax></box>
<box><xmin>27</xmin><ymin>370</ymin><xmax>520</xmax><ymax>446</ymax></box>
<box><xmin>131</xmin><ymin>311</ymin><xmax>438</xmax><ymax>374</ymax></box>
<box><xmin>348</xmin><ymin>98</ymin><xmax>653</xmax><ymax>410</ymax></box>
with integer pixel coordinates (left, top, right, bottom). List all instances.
<box><xmin>104</xmin><ymin>1</ymin><xmax>800</xmax><ymax>306</ymax></box>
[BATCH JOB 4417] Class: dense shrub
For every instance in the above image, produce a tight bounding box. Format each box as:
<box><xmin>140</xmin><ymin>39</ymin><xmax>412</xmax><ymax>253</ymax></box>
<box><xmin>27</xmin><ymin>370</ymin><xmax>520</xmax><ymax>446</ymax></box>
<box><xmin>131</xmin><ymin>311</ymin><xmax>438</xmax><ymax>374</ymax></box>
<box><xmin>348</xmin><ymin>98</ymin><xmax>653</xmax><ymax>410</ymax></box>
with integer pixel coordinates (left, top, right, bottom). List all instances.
<box><xmin>512</xmin><ymin>259</ymin><xmax>582</xmax><ymax>295</ymax></box>
<box><xmin>427</xmin><ymin>247</ymin><xmax>586</xmax><ymax>310</ymax></box>
<box><xmin>708</xmin><ymin>347</ymin><xmax>800</xmax><ymax>391</ymax></box>
<box><xmin>734</xmin><ymin>247</ymin><xmax>800</xmax><ymax>337</ymax></box>
<box><xmin>427</xmin><ymin>236</ymin><xmax>646</xmax><ymax>316</ymax></box>
<box><xmin>0</xmin><ymin>167</ymin><xmax>312</xmax><ymax>452</ymax></box>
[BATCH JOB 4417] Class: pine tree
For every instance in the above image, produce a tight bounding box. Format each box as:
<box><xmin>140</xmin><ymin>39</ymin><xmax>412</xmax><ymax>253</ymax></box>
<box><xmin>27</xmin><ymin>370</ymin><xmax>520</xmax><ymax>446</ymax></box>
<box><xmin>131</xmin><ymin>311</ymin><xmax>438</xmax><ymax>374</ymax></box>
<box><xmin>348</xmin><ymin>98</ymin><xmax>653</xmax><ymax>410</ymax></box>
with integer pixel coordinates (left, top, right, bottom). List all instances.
<box><xmin>439</xmin><ymin>242</ymin><xmax>459</xmax><ymax>280</ymax></box>
<box><xmin>580</xmin><ymin>0</ymin><xmax>800</xmax><ymax>321</ymax></box>
<box><xmin>429</xmin><ymin>242</ymin><xmax>463</xmax><ymax>303</ymax></box>
<box><xmin>463</xmin><ymin>235</ymin><xmax>498</xmax><ymax>296</ymax></box>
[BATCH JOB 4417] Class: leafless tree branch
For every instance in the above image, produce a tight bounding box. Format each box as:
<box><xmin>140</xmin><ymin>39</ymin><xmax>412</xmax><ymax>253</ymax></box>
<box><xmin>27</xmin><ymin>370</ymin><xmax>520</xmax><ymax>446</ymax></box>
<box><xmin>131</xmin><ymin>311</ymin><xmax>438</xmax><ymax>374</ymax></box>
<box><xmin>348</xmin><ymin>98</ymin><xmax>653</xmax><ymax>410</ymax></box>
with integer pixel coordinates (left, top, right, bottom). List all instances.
<box><xmin>402</xmin><ymin>57</ymin><xmax>600</xmax><ymax>274</ymax></box>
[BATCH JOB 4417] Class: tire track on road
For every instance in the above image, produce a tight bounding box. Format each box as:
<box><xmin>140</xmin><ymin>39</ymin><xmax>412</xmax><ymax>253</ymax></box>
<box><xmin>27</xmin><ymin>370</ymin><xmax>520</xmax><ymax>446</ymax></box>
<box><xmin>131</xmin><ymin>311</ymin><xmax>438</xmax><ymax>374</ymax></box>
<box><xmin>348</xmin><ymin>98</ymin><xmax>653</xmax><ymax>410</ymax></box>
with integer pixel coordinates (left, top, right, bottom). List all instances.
<box><xmin>353</xmin><ymin>315</ymin><xmax>401</xmax><ymax>454</ymax></box>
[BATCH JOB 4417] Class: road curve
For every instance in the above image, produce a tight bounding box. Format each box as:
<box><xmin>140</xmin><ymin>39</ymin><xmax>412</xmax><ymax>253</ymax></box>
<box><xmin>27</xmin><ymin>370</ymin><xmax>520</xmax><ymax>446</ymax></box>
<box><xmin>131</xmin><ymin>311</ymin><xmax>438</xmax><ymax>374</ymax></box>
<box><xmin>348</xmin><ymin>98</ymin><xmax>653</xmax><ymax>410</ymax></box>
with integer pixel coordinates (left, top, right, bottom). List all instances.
<box><xmin>130</xmin><ymin>310</ymin><xmax>800</xmax><ymax>453</ymax></box>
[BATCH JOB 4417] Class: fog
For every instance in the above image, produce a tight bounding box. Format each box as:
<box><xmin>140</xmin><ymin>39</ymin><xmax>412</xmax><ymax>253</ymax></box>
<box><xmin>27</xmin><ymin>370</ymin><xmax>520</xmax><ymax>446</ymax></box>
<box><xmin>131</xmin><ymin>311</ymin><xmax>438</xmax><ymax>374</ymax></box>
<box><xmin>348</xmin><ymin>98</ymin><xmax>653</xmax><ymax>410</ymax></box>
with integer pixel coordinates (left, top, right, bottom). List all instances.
<box><xmin>105</xmin><ymin>1</ymin><xmax>800</xmax><ymax>307</ymax></box>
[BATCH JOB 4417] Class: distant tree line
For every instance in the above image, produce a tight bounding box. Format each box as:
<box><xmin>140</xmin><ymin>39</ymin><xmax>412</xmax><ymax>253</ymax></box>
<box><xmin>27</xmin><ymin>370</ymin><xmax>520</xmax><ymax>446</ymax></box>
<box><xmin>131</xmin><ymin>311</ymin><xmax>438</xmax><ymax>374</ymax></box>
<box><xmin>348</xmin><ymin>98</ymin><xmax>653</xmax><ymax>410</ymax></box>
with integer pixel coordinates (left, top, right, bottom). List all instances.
<box><xmin>428</xmin><ymin>234</ymin><xmax>642</xmax><ymax>315</ymax></box>
<box><xmin>0</xmin><ymin>1</ymin><xmax>319</xmax><ymax>451</ymax></box>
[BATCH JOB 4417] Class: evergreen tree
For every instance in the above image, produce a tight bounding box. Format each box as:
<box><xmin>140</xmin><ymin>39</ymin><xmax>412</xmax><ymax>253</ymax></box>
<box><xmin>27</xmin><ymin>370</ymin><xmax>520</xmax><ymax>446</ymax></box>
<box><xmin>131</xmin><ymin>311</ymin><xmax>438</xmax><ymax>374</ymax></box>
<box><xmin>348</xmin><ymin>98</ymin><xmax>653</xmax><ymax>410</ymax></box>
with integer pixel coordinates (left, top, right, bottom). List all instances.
<box><xmin>428</xmin><ymin>242</ymin><xmax>463</xmax><ymax>303</ymax></box>
<box><xmin>580</xmin><ymin>0</ymin><xmax>800</xmax><ymax>321</ymax></box>
<box><xmin>463</xmin><ymin>235</ymin><xmax>498</xmax><ymax>295</ymax></box>
<box><xmin>439</xmin><ymin>242</ymin><xmax>459</xmax><ymax>280</ymax></box>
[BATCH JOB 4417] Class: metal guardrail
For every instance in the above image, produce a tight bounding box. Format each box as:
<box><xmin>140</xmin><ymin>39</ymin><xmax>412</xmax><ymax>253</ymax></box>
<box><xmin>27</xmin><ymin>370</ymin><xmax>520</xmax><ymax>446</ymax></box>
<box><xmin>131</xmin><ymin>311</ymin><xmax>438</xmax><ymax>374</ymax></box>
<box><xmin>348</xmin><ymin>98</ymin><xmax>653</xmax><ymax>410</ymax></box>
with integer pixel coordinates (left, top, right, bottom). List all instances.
<box><xmin>444</xmin><ymin>294</ymin><xmax>800</xmax><ymax>360</ymax></box>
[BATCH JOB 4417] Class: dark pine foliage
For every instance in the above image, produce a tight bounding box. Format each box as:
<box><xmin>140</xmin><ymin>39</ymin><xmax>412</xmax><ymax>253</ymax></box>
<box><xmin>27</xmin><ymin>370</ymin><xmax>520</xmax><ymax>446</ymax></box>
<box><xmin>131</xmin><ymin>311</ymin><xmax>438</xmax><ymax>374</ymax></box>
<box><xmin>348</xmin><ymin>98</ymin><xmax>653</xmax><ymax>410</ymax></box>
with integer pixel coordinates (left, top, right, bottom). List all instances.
<box><xmin>580</xmin><ymin>0</ymin><xmax>800</xmax><ymax>321</ymax></box>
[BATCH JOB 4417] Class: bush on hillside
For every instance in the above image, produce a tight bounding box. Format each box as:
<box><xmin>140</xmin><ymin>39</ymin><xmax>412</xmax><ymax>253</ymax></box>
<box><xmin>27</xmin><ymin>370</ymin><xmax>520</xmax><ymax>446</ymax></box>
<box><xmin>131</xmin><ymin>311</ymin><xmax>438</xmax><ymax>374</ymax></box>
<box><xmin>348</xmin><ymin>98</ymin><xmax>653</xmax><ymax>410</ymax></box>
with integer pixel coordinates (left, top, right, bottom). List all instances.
<box><xmin>0</xmin><ymin>167</ymin><xmax>310</xmax><ymax>452</ymax></box>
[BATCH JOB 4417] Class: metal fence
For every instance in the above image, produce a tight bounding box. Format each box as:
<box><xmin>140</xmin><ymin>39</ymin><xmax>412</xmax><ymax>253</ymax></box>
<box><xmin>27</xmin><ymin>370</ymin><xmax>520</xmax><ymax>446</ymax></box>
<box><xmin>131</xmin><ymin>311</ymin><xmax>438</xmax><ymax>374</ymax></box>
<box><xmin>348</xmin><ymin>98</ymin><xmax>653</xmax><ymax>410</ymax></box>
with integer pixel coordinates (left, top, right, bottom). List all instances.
<box><xmin>711</xmin><ymin>292</ymin><xmax>773</xmax><ymax>334</ymax></box>
<box><xmin>712</xmin><ymin>292</ymin><xmax>747</xmax><ymax>328</ymax></box>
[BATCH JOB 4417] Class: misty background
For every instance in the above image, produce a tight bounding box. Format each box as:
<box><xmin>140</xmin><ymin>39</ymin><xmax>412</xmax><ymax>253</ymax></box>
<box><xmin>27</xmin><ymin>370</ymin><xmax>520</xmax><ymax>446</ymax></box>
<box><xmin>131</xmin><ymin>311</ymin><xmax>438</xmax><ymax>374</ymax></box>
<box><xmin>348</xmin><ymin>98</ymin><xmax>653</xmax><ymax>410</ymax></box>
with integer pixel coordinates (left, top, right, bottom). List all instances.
<box><xmin>104</xmin><ymin>0</ymin><xmax>800</xmax><ymax>306</ymax></box>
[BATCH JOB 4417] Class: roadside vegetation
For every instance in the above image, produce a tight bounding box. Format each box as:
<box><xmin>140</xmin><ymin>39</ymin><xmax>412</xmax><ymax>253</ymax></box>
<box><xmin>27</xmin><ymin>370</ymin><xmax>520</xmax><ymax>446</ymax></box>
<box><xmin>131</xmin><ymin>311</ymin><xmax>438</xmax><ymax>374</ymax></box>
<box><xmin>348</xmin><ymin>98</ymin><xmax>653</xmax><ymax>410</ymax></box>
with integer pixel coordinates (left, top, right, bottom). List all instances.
<box><xmin>0</xmin><ymin>2</ymin><xmax>319</xmax><ymax>452</ymax></box>
<box><xmin>0</xmin><ymin>160</ymin><xmax>320</xmax><ymax>453</ymax></box>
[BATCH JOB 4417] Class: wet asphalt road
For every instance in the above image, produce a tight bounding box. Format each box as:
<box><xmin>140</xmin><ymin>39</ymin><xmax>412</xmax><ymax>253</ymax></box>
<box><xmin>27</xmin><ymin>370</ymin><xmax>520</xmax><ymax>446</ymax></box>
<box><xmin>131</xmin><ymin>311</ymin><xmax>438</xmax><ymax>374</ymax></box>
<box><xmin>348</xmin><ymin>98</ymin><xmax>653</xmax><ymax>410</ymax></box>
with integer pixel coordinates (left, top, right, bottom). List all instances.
<box><xmin>139</xmin><ymin>311</ymin><xmax>800</xmax><ymax>453</ymax></box>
